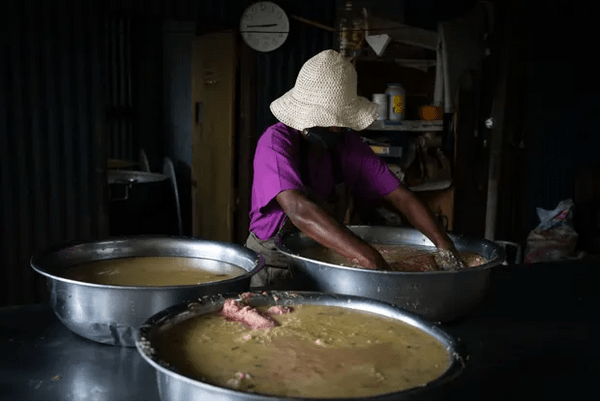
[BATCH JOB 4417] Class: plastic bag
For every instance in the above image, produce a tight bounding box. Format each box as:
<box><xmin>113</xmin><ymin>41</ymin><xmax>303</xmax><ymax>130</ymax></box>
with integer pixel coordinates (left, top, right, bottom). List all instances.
<box><xmin>524</xmin><ymin>199</ymin><xmax>580</xmax><ymax>263</ymax></box>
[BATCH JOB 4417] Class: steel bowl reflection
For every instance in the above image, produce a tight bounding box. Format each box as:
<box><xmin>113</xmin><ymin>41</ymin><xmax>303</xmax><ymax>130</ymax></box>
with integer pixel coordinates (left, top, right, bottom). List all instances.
<box><xmin>31</xmin><ymin>236</ymin><xmax>264</xmax><ymax>347</ymax></box>
<box><xmin>136</xmin><ymin>290</ymin><xmax>465</xmax><ymax>400</ymax></box>
<box><xmin>276</xmin><ymin>226</ymin><xmax>505</xmax><ymax>322</ymax></box>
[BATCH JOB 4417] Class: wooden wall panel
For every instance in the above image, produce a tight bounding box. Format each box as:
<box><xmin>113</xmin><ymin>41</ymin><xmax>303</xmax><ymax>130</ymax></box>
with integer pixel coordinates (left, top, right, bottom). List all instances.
<box><xmin>191</xmin><ymin>32</ymin><xmax>237</xmax><ymax>242</ymax></box>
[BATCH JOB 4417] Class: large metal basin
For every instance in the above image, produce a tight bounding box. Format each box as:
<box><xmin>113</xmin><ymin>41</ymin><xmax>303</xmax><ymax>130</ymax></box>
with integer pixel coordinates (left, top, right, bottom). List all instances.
<box><xmin>276</xmin><ymin>226</ymin><xmax>505</xmax><ymax>322</ymax></box>
<box><xmin>30</xmin><ymin>236</ymin><xmax>264</xmax><ymax>347</ymax></box>
<box><xmin>136</xmin><ymin>291</ymin><xmax>465</xmax><ymax>401</ymax></box>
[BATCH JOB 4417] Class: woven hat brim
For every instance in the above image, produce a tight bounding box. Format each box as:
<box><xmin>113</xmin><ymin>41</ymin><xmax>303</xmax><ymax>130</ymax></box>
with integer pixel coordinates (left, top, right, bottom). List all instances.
<box><xmin>270</xmin><ymin>88</ymin><xmax>379</xmax><ymax>132</ymax></box>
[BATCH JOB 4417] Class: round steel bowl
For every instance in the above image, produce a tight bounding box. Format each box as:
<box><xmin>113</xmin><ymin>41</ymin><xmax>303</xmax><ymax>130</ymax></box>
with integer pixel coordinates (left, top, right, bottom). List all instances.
<box><xmin>30</xmin><ymin>236</ymin><xmax>264</xmax><ymax>347</ymax></box>
<box><xmin>136</xmin><ymin>291</ymin><xmax>465</xmax><ymax>401</ymax></box>
<box><xmin>275</xmin><ymin>226</ymin><xmax>506</xmax><ymax>323</ymax></box>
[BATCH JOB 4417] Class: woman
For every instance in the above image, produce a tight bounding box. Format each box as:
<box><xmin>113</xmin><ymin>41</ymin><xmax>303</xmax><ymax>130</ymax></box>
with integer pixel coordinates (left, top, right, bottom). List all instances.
<box><xmin>246</xmin><ymin>49</ymin><xmax>462</xmax><ymax>287</ymax></box>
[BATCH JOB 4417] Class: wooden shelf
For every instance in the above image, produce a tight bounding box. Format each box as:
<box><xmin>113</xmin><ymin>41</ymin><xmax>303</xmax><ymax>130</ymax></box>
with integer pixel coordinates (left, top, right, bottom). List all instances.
<box><xmin>354</xmin><ymin>55</ymin><xmax>435</xmax><ymax>64</ymax></box>
<box><xmin>408</xmin><ymin>179</ymin><xmax>452</xmax><ymax>192</ymax></box>
<box><xmin>367</xmin><ymin>120</ymin><xmax>443</xmax><ymax>132</ymax></box>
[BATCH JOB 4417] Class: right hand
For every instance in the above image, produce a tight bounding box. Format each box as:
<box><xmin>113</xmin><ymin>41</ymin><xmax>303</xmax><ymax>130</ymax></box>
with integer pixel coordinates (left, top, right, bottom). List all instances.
<box><xmin>277</xmin><ymin>189</ymin><xmax>392</xmax><ymax>271</ymax></box>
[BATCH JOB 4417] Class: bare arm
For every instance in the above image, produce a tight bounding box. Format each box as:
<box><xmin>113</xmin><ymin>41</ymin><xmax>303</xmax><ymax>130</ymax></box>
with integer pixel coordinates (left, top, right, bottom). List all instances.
<box><xmin>276</xmin><ymin>189</ymin><xmax>389</xmax><ymax>269</ymax></box>
<box><xmin>383</xmin><ymin>185</ymin><xmax>457</xmax><ymax>250</ymax></box>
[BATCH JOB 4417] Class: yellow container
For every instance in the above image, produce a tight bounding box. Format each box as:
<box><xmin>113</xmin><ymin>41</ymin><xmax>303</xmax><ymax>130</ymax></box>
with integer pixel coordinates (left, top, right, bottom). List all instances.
<box><xmin>386</xmin><ymin>83</ymin><xmax>405</xmax><ymax>121</ymax></box>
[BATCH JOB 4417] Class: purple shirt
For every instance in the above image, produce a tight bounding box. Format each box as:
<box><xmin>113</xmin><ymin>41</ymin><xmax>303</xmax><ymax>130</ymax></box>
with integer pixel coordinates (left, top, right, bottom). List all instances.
<box><xmin>249</xmin><ymin>122</ymin><xmax>401</xmax><ymax>240</ymax></box>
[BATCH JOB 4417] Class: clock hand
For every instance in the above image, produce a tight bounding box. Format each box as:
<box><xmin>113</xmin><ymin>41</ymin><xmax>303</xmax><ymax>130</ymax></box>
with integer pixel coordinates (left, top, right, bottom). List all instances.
<box><xmin>246</xmin><ymin>23</ymin><xmax>278</xmax><ymax>28</ymax></box>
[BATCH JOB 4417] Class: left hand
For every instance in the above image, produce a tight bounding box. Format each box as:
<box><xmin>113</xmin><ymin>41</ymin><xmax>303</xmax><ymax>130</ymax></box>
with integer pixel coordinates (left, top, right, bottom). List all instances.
<box><xmin>434</xmin><ymin>246</ymin><xmax>465</xmax><ymax>271</ymax></box>
<box><xmin>383</xmin><ymin>186</ymin><xmax>465</xmax><ymax>270</ymax></box>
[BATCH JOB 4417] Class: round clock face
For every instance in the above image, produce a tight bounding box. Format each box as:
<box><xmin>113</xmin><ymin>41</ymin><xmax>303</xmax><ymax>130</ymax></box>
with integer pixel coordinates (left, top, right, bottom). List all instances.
<box><xmin>239</xmin><ymin>1</ymin><xmax>290</xmax><ymax>52</ymax></box>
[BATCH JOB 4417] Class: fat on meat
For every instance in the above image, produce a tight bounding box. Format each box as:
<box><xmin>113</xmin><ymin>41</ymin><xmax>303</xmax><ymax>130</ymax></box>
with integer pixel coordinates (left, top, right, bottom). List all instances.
<box><xmin>221</xmin><ymin>299</ymin><xmax>279</xmax><ymax>329</ymax></box>
<box><xmin>267</xmin><ymin>305</ymin><xmax>294</xmax><ymax>315</ymax></box>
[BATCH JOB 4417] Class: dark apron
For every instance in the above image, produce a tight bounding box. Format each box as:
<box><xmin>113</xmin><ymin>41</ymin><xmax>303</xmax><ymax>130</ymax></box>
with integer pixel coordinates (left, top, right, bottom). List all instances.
<box><xmin>246</xmin><ymin>141</ymin><xmax>349</xmax><ymax>288</ymax></box>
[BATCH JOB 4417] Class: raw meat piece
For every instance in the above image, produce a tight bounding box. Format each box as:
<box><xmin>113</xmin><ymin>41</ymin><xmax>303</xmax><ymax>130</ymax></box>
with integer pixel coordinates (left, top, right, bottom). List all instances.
<box><xmin>221</xmin><ymin>299</ymin><xmax>278</xmax><ymax>329</ymax></box>
<box><xmin>389</xmin><ymin>253</ymin><xmax>438</xmax><ymax>272</ymax></box>
<box><xmin>240</xmin><ymin>292</ymin><xmax>254</xmax><ymax>300</ymax></box>
<box><xmin>267</xmin><ymin>306</ymin><xmax>294</xmax><ymax>315</ymax></box>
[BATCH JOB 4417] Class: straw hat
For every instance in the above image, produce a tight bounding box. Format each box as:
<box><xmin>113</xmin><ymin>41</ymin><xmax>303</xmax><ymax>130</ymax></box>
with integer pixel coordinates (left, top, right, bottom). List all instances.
<box><xmin>270</xmin><ymin>49</ymin><xmax>379</xmax><ymax>132</ymax></box>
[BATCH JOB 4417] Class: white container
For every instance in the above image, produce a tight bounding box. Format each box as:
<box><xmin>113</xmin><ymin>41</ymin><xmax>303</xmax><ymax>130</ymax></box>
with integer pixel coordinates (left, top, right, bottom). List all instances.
<box><xmin>386</xmin><ymin>83</ymin><xmax>406</xmax><ymax>121</ymax></box>
<box><xmin>372</xmin><ymin>93</ymin><xmax>387</xmax><ymax>120</ymax></box>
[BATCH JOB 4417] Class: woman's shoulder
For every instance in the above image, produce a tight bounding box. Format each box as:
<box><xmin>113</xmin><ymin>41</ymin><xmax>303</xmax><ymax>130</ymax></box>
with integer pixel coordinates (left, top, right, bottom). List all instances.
<box><xmin>257</xmin><ymin>122</ymin><xmax>299</xmax><ymax>151</ymax></box>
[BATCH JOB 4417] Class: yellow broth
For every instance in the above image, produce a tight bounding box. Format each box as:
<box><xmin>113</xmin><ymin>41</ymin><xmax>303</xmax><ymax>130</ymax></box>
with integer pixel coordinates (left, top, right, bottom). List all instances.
<box><xmin>63</xmin><ymin>256</ymin><xmax>246</xmax><ymax>286</ymax></box>
<box><xmin>153</xmin><ymin>304</ymin><xmax>451</xmax><ymax>399</ymax></box>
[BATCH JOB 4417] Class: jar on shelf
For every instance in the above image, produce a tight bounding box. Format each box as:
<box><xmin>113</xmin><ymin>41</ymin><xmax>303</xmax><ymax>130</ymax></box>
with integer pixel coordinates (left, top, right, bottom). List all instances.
<box><xmin>386</xmin><ymin>83</ymin><xmax>406</xmax><ymax>121</ymax></box>
<box><xmin>372</xmin><ymin>93</ymin><xmax>387</xmax><ymax>120</ymax></box>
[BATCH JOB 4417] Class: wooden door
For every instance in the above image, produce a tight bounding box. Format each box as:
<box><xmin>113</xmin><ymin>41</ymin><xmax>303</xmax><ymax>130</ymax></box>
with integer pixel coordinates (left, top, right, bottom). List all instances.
<box><xmin>191</xmin><ymin>32</ymin><xmax>237</xmax><ymax>242</ymax></box>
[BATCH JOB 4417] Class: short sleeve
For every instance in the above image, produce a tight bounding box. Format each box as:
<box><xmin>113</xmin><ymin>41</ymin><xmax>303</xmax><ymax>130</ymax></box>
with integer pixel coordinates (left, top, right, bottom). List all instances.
<box><xmin>252</xmin><ymin>125</ymin><xmax>305</xmax><ymax>213</ymax></box>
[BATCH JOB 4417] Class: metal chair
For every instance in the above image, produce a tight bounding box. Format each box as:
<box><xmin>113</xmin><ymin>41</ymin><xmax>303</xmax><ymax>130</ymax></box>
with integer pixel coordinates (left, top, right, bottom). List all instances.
<box><xmin>163</xmin><ymin>157</ymin><xmax>183</xmax><ymax>236</ymax></box>
<box><xmin>139</xmin><ymin>149</ymin><xmax>151</xmax><ymax>172</ymax></box>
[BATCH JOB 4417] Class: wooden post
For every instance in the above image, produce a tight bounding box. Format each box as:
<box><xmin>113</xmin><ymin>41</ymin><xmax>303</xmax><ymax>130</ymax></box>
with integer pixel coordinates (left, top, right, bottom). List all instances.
<box><xmin>484</xmin><ymin>21</ymin><xmax>511</xmax><ymax>241</ymax></box>
<box><xmin>191</xmin><ymin>32</ymin><xmax>237</xmax><ymax>242</ymax></box>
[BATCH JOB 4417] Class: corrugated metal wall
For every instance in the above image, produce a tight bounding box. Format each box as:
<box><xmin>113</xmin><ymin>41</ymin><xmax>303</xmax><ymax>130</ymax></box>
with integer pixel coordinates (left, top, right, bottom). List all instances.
<box><xmin>107</xmin><ymin>0</ymin><xmax>204</xmax><ymax>21</ymax></box>
<box><xmin>1</xmin><ymin>0</ymin><xmax>335</xmax><ymax>307</ymax></box>
<box><xmin>2</xmin><ymin>0</ymin><xmax>109</xmax><ymax>306</ymax></box>
<box><xmin>104</xmin><ymin>0</ymin><xmax>335</xmax><ymax>139</ymax></box>
<box><xmin>105</xmin><ymin>15</ymin><xmax>136</xmax><ymax>162</ymax></box>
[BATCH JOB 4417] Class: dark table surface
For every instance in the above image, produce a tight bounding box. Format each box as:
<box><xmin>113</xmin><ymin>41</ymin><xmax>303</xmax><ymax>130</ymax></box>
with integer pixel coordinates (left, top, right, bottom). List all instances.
<box><xmin>1</xmin><ymin>261</ymin><xmax>599</xmax><ymax>400</ymax></box>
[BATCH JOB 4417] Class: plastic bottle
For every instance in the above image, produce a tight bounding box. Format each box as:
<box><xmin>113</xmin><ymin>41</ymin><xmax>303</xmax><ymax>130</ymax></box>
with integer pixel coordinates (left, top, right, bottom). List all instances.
<box><xmin>335</xmin><ymin>1</ymin><xmax>368</xmax><ymax>58</ymax></box>
<box><xmin>335</xmin><ymin>1</ymin><xmax>353</xmax><ymax>57</ymax></box>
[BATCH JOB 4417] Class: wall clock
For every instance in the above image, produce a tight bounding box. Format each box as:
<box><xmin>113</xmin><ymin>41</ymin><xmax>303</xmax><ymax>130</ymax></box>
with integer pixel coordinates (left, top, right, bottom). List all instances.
<box><xmin>239</xmin><ymin>1</ymin><xmax>290</xmax><ymax>52</ymax></box>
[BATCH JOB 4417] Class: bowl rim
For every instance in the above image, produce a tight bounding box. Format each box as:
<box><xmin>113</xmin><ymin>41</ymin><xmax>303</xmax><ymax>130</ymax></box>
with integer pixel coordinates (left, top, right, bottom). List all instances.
<box><xmin>135</xmin><ymin>290</ymin><xmax>466</xmax><ymax>401</ymax></box>
<box><xmin>29</xmin><ymin>235</ymin><xmax>265</xmax><ymax>290</ymax></box>
<box><xmin>275</xmin><ymin>225</ymin><xmax>506</xmax><ymax>275</ymax></box>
